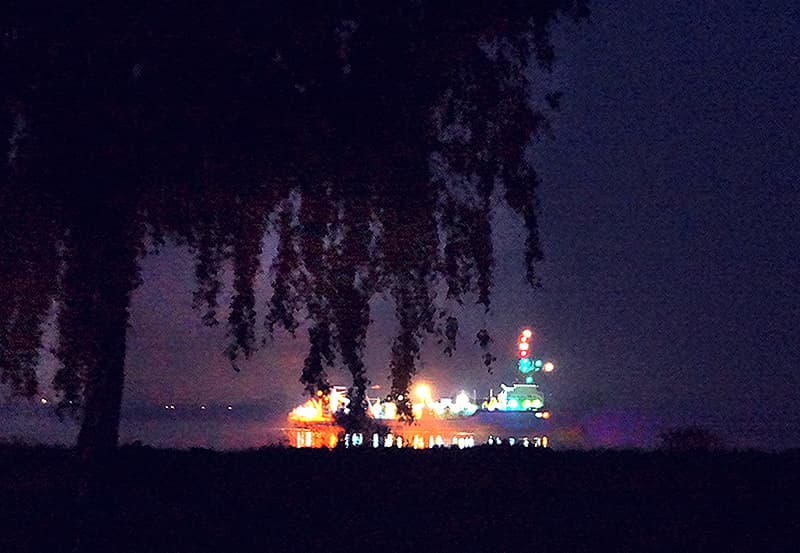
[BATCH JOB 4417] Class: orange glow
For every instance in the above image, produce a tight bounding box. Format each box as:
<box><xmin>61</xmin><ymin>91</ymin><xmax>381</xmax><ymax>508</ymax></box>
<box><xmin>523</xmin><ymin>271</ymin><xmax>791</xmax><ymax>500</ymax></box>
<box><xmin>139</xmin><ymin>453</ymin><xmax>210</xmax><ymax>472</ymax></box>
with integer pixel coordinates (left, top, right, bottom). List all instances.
<box><xmin>290</xmin><ymin>427</ymin><xmax>340</xmax><ymax>448</ymax></box>
<box><xmin>288</xmin><ymin>397</ymin><xmax>333</xmax><ymax>423</ymax></box>
<box><xmin>541</xmin><ymin>411</ymin><xmax>551</xmax><ymax>419</ymax></box>
<box><xmin>414</xmin><ymin>383</ymin><xmax>432</xmax><ymax>402</ymax></box>
<box><xmin>543</xmin><ymin>362</ymin><xmax>554</xmax><ymax>372</ymax></box>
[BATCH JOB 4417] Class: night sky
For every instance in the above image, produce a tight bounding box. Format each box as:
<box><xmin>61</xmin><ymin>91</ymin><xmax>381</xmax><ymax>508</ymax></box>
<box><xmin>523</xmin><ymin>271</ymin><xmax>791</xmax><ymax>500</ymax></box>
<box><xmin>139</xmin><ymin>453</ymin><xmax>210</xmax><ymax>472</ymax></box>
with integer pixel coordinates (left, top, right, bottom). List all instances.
<box><xmin>3</xmin><ymin>1</ymin><xmax>799</xmax><ymax>450</ymax></box>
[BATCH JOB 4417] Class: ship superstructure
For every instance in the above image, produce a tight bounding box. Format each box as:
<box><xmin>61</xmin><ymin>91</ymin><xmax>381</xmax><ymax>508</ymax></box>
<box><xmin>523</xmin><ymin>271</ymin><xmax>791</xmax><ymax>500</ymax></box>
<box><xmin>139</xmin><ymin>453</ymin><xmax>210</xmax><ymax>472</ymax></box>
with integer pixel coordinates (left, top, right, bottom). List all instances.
<box><xmin>286</xmin><ymin>327</ymin><xmax>555</xmax><ymax>448</ymax></box>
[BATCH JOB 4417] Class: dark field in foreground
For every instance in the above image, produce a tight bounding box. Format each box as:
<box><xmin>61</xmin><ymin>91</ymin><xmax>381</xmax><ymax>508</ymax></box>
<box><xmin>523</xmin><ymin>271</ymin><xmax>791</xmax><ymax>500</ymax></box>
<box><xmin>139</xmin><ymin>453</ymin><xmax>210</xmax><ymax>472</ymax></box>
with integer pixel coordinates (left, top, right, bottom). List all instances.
<box><xmin>1</xmin><ymin>445</ymin><xmax>798</xmax><ymax>552</ymax></box>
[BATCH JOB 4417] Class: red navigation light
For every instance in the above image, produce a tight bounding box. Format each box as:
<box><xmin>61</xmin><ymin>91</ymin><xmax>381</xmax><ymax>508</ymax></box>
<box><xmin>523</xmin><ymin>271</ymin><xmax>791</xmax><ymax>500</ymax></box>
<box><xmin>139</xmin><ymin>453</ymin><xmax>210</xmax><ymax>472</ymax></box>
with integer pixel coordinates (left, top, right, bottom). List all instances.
<box><xmin>519</xmin><ymin>349</ymin><xmax>528</xmax><ymax>358</ymax></box>
<box><xmin>522</xmin><ymin>329</ymin><xmax>532</xmax><ymax>339</ymax></box>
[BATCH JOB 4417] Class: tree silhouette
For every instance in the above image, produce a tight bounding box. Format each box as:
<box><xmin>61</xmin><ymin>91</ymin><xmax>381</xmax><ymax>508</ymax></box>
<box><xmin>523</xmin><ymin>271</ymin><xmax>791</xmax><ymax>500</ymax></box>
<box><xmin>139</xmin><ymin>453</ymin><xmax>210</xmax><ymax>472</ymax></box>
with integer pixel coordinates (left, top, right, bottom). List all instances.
<box><xmin>659</xmin><ymin>426</ymin><xmax>725</xmax><ymax>451</ymax></box>
<box><xmin>1</xmin><ymin>1</ymin><xmax>589</xmax><ymax>455</ymax></box>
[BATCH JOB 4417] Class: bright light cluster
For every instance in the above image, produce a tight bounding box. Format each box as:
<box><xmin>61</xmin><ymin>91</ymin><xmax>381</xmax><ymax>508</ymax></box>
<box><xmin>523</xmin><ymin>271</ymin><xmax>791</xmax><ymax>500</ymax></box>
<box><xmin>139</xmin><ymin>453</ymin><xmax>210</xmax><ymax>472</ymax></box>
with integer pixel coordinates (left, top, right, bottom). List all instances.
<box><xmin>369</xmin><ymin>385</ymin><xmax>478</xmax><ymax>420</ymax></box>
<box><xmin>338</xmin><ymin>432</ymin><xmax>477</xmax><ymax>450</ymax></box>
<box><xmin>483</xmin><ymin>383</ymin><xmax>545</xmax><ymax>413</ymax></box>
<box><xmin>288</xmin><ymin>386</ymin><xmax>351</xmax><ymax>423</ymax></box>
<box><xmin>288</xmin><ymin>397</ymin><xmax>330</xmax><ymax>423</ymax></box>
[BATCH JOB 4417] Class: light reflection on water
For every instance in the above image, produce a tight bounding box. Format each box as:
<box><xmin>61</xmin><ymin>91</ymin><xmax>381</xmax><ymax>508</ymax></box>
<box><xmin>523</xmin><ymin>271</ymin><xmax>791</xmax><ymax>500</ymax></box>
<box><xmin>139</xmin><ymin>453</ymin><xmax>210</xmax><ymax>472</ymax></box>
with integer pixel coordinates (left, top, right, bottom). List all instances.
<box><xmin>3</xmin><ymin>407</ymin><xmax>553</xmax><ymax>450</ymax></box>
<box><xmin>115</xmin><ymin>409</ymin><xmax>554</xmax><ymax>450</ymax></box>
<box><xmin>118</xmin><ymin>419</ymin><xmax>544</xmax><ymax>450</ymax></box>
<box><xmin>4</xmin><ymin>408</ymin><xmax>794</xmax><ymax>451</ymax></box>
<box><xmin>119</xmin><ymin>418</ymin><xmax>290</xmax><ymax>450</ymax></box>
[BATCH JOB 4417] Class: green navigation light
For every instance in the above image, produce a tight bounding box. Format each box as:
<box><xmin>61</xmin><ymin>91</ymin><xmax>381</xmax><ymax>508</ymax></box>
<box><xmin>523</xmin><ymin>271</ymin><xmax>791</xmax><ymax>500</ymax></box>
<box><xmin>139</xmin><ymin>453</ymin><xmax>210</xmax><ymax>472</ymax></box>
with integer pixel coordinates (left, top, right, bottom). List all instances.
<box><xmin>518</xmin><ymin>358</ymin><xmax>533</xmax><ymax>373</ymax></box>
<box><xmin>525</xmin><ymin>376</ymin><xmax>533</xmax><ymax>384</ymax></box>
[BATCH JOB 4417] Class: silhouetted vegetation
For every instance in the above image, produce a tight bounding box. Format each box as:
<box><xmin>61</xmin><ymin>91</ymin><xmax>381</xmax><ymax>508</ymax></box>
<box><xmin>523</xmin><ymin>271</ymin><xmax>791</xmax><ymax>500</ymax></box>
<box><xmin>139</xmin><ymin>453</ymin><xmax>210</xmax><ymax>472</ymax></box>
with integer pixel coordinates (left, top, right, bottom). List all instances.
<box><xmin>1</xmin><ymin>1</ymin><xmax>588</xmax><ymax>454</ymax></box>
<box><xmin>1</xmin><ymin>444</ymin><xmax>797</xmax><ymax>551</ymax></box>
<box><xmin>659</xmin><ymin>425</ymin><xmax>725</xmax><ymax>451</ymax></box>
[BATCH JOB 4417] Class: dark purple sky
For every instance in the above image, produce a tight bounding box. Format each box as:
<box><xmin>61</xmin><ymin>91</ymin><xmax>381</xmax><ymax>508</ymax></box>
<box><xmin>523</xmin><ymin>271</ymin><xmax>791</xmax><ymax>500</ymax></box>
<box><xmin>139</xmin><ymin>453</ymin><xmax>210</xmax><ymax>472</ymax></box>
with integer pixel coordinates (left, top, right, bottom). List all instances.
<box><xmin>3</xmin><ymin>1</ymin><xmax>799</xmax><ymax>449</ymax></box>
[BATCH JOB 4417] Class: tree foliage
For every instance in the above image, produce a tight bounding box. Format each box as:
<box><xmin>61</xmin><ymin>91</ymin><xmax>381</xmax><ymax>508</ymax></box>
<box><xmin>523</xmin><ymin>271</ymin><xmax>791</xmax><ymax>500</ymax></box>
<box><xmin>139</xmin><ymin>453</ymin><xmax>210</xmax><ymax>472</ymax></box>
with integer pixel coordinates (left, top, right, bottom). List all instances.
<box><xmin>1</xmin><ymin>1</ymin><xmax>589</xmax><ymax>436</ymax></box>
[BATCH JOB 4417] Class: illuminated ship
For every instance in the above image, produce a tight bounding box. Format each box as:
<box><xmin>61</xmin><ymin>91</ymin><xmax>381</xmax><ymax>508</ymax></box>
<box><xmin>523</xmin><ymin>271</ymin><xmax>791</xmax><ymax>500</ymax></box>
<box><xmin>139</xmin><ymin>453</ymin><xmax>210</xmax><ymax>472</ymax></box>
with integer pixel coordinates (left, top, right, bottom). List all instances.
<box><xmin>286</xmin><ymin>328</ymin><xmax>556</xmax><ymax>449</ymax></box>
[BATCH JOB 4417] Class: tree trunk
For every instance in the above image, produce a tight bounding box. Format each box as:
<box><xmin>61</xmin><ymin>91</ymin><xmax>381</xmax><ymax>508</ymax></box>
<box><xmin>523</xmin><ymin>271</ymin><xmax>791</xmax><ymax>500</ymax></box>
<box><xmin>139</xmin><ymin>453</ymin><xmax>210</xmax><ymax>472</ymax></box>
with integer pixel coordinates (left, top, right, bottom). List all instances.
<box><xmin>73</xmin><ymin>308</ymin><xmax>128</xmax><ymax>552</ymax></box>
<box><xmin>75</xmin><ymin>289</ymin><xmax>129</xmax><ymax>465</ymax></box>
<box><xmin>68</xmin><ymin>209</ymin><xmax>138</xmax><ymax>551</ymax></box>
<box><xmin>73</xmin><ymin>210</ymin><xmax>137</xmax><ymax>465</ymax></box>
